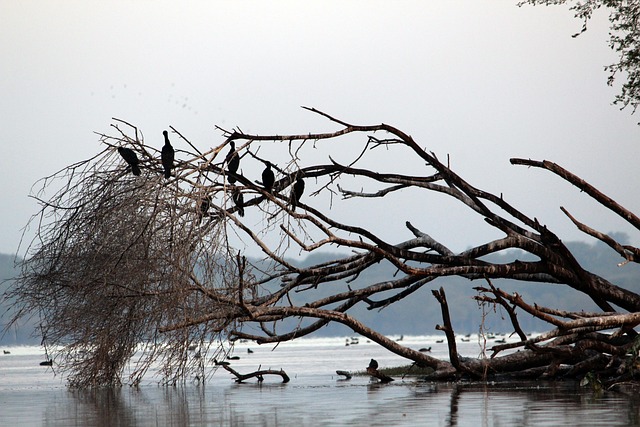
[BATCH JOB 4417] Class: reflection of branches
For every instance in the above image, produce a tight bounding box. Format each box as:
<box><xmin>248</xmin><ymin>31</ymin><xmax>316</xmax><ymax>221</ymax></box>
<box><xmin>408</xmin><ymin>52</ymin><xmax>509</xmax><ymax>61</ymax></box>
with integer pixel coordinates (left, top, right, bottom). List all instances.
<box><xmin>6</xmin><ymin>108</ymin><xmax>640</xmax><ymax>386</ymax></box>
<box><xmin>446</xmin><ymin>385</ymin><xmax>461</xmax><ymax>427</ymax></box>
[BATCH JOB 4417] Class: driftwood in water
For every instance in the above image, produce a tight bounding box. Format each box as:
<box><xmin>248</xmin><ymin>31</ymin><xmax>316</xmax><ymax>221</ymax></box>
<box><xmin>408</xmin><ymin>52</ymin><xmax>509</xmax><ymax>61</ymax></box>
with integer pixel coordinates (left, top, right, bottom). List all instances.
<box><xmin>366</xmin><ymin>359</ymin><xmax>394</xmax><ymax>383</ymax></box>
<box><xmin>214</xmin><ymin>359</ymin><xmax>290</xmax><ymax>383</ymax></box>
<box><xmin>336</xmin><ymin>370</ymin><xmax>352</xmax><ymax>379</ymax></box>
<box><xmin>366</xmin><ymin>367</ymin><xmax>394</xmax><ymax>383</ymax></box>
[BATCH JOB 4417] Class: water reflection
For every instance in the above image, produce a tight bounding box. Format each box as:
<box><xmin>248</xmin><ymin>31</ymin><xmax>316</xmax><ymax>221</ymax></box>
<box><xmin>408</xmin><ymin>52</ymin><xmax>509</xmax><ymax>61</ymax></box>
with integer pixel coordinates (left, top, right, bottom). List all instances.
<box><xmin>436</xmin><ymin>381</ymin><xmax>640</xmax><ymax>427</ymax></box>
<box><xmin>4</xmin><ymin>379</ymin><xmax>639</xmax><ymax>426</ymax></box>
<box><xmin>447</xmin><ymin>384</ymin><xmax>461</xmax><ymax>426</ymax></box>
<box><xmin>60</xmin><ymin>388</ymin><xmax>135</xmax><ymax>426</ymax></box>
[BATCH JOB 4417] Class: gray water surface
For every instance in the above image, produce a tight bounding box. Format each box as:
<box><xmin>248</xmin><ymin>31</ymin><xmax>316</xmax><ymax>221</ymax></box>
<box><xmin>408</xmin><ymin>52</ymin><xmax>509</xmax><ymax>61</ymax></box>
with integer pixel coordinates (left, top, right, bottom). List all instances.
<box><xmin>1</xmin><ymin>337</ymin><xmax>638</xmax><ymax>426</ymax></box>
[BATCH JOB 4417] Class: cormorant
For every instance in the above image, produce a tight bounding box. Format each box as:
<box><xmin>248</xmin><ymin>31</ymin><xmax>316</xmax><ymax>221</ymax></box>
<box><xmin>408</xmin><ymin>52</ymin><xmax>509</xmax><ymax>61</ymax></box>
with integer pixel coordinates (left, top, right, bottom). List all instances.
<box><xmin>226</xmin><ymin>141</ymin><xmax>240</xmax><ymax>184</ymax></box>
<box><xmin>262</xmin><ymin>161</ymin><xmax>275</xmax><ymax>193</ymax></box>
<box><xmin>198</xmin><ymin>195</ymin><xmax>211</xmax><ymax>222</ymax></box>
<box><xmin>232</xmin><ymin>189</ymin><xmax>244</xmax><ymax>217</ymax></box>
<box><xmin>368</xmin><ymin>359</ymin><xmax>378</xmax><ymax>371</ymax></box>
<box><xmin>366</xmin><ymin>358</ymin><xmax>393</xmax><ymax>382</ymax></box>
<box><xmin>161</xmin><ymin>130</ymin><xmax>174</xmax><ymax>179</ymax></box>
<box><xmin>290</xmin><ymin>173</ymin><xmax>305</xmax><ymax>211</ymax></box>
<box><xmin>117</xmin><ymin>146</ymin><xmax>141</xmax><ymax>176</ymax></box>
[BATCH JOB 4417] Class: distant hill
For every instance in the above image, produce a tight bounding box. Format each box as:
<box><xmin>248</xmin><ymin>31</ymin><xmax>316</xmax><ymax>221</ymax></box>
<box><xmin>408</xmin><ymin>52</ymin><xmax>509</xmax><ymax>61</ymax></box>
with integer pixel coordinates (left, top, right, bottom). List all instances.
<box><xmin>2</xmin><ymin>236</ymin><xmax>639</xmax><ymax>345</ymax></box>
<box><xmin>0</xmin><ymin>253</ymin><xmax>41</xmax><ymax>345</ymax></box>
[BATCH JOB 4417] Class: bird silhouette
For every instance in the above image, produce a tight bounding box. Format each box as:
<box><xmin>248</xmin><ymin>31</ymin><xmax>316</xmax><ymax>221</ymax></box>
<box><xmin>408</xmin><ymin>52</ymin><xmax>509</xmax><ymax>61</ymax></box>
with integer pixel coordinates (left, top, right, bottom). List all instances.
<box><xmin>226</xmin><ymin>141</ymin><xmax>240</xmax><ymax>184</ymax></box>
<box><xmin>198</xmin><ymin>194</ymin><xmax>211</xmax><ymax>222</ymax></box>
<box><xmin>368</xmin><ymin>359</ymin><xmax>378</xmax><ymax>370</ymax></box>
<box><xmin>117</xmin><ymin>147</ymin><xmax>141</xmax><ymax>176</ymax></box>
<box><xmin>262</xmin><ymin>161</ymin><xmax>275</xmax><ymax>193</ymax></box>
<box><xmin>161</xmin><ymin>130</ymin><xmax>174</xmax><ymax>179</ymax></box>
<box><xmin>232</xmin><ymin>188</ymin><xmax>244</xmax><ymax>217</ymax></box>
<box><xmin>290</xmin><ymin>173</ymin><xmax>305</xmax><ymax>211</ymax></box>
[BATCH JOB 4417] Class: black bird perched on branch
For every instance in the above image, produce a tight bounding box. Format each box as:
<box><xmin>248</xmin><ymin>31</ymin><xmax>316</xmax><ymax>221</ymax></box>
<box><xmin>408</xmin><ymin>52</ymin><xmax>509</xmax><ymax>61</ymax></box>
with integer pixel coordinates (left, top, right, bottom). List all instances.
<box><xmin>161</xmin><ymin>130</ymin><xmax>174</xmax><ymax>179</ymax></box>
<box><xmin>226</xmin><ymin>141</ymin><xmax>240</xmax><ymax>184</ymax></box>
<box><xmin>262</xmin><ymin>161</ymin><xmax>275</xmax><ymax>193</ymax></box>
<box><xmin>366</xmin><ymin>358</ymin><xmax>393</xmax><ymax>383</ymax></box>
<box><xmin>117</xmin><ymin>147</ymin><xmax>141</xmax><ymax>176</ymax></box>
<box><xmin>198</xmin><ymin>194</ymin><xmax>211</xmax><ymax>222</ymax></box>
<box><xmin>290</xmin><ymin>173</ymin><xmax>305</xmax><ymax>211</ymax></box>
<box><xmin>368</xmin><ymin>359</ymin><xmax>378</xmax><ymax>371</ymax></box>
<box><xmin>232</xmin><ymin>188</ymin><xmax>245</xmax><ymax>217</ymax></box>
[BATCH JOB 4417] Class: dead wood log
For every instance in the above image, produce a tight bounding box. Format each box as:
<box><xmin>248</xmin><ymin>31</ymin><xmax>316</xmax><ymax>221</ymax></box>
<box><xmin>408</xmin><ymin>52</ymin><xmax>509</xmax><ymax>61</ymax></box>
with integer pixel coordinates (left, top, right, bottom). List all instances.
<box><xmin>336</xmin><ymin>370</ymin><xmax>352</xmax><ymax>379</ymax></box>
<box><xmin>366</xmin><ymin>367</ymin><xmax>394</xmax><ymax>383</ymax></box>
<box><xmin>215</xmin><ymin>360</ymin><xmax>290</xmax><ymax>383</ymax></box>
<box><xmin>433</xmin><ymin>287</ymin><xmax>482</xmax><ymax>378</ymax></box>
<box><xmin>366</xmin><ymin>359</ymin><xmax>394</xmax><ymax>383</ymax></box>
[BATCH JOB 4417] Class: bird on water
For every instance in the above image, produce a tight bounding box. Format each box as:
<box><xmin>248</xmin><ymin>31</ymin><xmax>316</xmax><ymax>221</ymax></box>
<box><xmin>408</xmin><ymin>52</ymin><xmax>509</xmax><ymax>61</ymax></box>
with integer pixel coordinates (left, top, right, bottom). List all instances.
<box><xmin>161</xmin><ymin>130</ymin><xmax>174</xmax><ymax>179</ymax></box>
<box><xmin>226</xmin><ymin>141</ymin><xmax>240</xmax><ymax>184</ymax></box>
<box><xmin>290</xmin><ymin>172</ymin><xmax>305</xmax><ymax>211</ymax></box>
<box><xmin>262</xmin><ymin>161</ymin><xmax>275</xmax><ymax>193</ymax></box>
<box><xmin>118</xmin><ymin>147</ymin><xmax>141</xmax><ymax>176</ymax></box>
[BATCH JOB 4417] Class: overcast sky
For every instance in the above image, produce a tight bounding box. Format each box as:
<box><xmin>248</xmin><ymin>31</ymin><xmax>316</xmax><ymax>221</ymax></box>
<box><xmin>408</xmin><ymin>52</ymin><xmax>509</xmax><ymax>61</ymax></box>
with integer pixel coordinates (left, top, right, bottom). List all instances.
<box><xmin>2</xmin><ymin>1</ymin><xmax>639</xmax><ymax>258</ymax></box>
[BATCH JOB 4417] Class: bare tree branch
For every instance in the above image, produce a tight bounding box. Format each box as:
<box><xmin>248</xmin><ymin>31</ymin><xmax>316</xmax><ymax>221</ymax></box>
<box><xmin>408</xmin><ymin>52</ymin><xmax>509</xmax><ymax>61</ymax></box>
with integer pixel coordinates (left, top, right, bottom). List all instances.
<box><xmin>5</xmin><ymin>110</ymin><xmax>640</xmax><ymax>386</ymax></box>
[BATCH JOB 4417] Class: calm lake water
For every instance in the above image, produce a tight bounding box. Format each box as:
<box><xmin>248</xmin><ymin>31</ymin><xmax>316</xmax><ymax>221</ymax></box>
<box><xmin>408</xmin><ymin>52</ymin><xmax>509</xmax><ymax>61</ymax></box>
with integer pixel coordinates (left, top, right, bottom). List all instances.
<box><xmin>1</xmin><ymin>335</ymin><xmax>639</xmax><ymax>426</ymax></box>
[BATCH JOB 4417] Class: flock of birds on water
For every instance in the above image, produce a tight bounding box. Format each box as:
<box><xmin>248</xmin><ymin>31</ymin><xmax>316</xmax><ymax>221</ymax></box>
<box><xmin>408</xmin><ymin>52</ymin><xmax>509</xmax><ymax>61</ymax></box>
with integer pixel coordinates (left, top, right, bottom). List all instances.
<box><xmin>117</xmin><ymin>130</ymin><xmax>305</xmax><ymax>218</ymax></box>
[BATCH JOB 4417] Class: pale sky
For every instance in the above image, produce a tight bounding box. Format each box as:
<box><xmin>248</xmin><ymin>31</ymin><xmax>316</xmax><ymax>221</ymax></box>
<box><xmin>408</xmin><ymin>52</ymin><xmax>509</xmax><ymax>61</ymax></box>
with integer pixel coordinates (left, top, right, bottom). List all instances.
<box><xmin>1</xmin><ymin>1</ymin><xmax>639</xmax><ymax>258</ymax></box>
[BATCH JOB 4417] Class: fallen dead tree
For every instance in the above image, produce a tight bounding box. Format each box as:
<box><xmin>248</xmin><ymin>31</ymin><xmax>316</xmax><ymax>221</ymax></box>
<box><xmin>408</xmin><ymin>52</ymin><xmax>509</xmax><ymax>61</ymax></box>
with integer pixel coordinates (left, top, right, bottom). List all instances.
<box><xmin>214</xmin><ymin>360</ymin><xmax>289</xmax><ymax>383</ymax></box>
<box><xmin>4</xmin><ymin>109</ymin><xmax>640</xmax><ymax>387</ymax></box>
